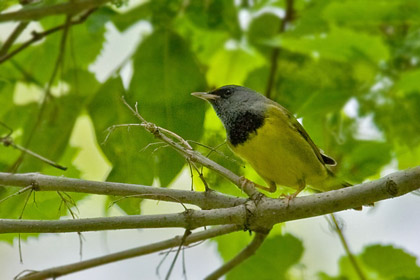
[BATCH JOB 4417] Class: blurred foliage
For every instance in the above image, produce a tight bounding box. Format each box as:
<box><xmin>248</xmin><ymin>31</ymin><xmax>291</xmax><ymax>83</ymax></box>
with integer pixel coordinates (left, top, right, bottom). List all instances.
<box><xmin>1</xmin><ymin>0</ymin><xmax>420</xmax><ymax>278</ymax></box>
<box><xmin>319</xmin><ymin>244</ymin><xmax>420</xmax><ymax>280</ymax></box>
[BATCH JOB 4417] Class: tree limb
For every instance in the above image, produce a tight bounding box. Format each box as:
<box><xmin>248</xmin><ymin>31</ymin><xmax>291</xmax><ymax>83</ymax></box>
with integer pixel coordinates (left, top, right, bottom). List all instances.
<box><xmin>0</xmin><ymin>205</ymin><xmax>247</xmax><ymax>233</ymax></box>
<box><xmin>16</xmin><ymin>224</ymin><xmax>242</xmax><ymax>280</ymax></box>
<box><xmin>0</xmin><ymin>0</ymin><xmax>110</xmax><ymax>22</ymax></box>
<box><xmin>1</xmin><ymin>166</ymin><xmax>419</xmax><ymax>234</ymax></box>
<box><xmin>205</xmin><ymin>232</ymin><xmax>269</xmax><ymax>280</ymax></box>
<box><xmin>0</xmin><ymin>172</ymin><xmax>245</xmax><ymax>209</ymax></box>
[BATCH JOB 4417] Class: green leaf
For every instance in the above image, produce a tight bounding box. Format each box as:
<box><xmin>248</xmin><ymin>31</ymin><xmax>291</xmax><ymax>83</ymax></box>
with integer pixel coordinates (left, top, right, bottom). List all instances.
<box><xmin>88</xmin><ymin>77</ymin><xmax>154</xmax><ymax>186</ymax></box>
<box><xmin>323</xmin><ymin>0</ymin><xmax>420</xmax><ymax>27</ymax></box>
<box><xmin>248</xmin><ymin>12</ymin><xmax>281</xmax><ymax>51</ymax></box>
<box><xmin>266</xmin><ymin>27</ymin><xmax>389</xmax><ymax>64</ymax></box>
<box><xmin>129</xmin><ymin>29</ymin><xmax>206</xmax><ymax>187</ymax></box>
<box><xmin>112</xmin><ymin>2</ymin><xmax>151</xmax><ymax>32</ymax></box>
<box><xmin>206</xmin><ymin>47</ymin><xmax>265</xmax><ymax>87</ymax></box>
<box><xmin>184</xmin><ymin>0</ymin><xmax>240</xmax><ymax>37</ymax></box>
<box><xmin>17</xmin><ymin>95</ymin><xmax>83</xmax><ymax>173</ymax></box>
<box><xmin>362</xmin><ymin>244</ymin><xmax>420</xmax><ymax>279</ymax></box>
<box><xmin>322</xmin><ymin>244</ymin><xmax>420</xmax><ymax>280</ymax></box>
<box><xmin>215</xmin><ymin>233</ymin><xmax>304</xmax><ymax>280</ymax></box>
<box><xmin>395</xmin><ymin>69</ymin><xmax>420</xmax><ymax>96</ymax></box>
<box><xmin>339</xmin><ymin>140</ymin><xmax>392</xmax><ymax>182</ymax></box>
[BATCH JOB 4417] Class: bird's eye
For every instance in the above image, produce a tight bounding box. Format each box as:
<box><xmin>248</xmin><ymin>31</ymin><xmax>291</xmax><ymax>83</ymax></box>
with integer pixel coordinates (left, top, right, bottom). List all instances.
<box><xmin>223</xmin><ymin>89</ymin><xmax>232</xmax><ymax>98</ymax></box>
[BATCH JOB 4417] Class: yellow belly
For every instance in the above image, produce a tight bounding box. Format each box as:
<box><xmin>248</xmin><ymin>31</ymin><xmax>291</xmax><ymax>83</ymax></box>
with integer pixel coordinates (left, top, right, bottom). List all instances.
<box><xmin>229</xmin><ymin>113</ymin><xmax>329</xmax><ymax>190</ymax></box>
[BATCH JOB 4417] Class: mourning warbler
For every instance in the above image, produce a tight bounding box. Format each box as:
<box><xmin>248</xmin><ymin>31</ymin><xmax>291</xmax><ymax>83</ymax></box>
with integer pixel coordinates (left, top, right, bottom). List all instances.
<box><xmin>192</xmin><ymin>85</ymin><xmax>350</xmax><ymax>198</ymax></box>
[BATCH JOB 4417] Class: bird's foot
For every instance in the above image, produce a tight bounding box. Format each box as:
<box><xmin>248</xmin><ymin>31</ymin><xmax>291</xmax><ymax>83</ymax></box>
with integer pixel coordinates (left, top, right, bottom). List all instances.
<box><xmin>279</xmin><ymin>189</ymin><xmax>302</xmax><ymax>207</ymax></box>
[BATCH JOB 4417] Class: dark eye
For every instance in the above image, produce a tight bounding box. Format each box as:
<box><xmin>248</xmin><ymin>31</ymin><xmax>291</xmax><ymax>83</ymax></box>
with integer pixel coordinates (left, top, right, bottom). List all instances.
<box><xmin>223</xmin><ymin>89</ymin><xmax>232</xmax><ymax>98</ymax></box>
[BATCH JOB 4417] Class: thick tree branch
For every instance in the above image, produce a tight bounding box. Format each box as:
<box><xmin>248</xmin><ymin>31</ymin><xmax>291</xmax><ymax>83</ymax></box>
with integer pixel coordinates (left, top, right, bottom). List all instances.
<box><xmin>1</xmin><ymin>167</ymin><xmax>419</xmax><ymax>234</ymax></box>
<box><xmin>0</xmin><ymin>206</ymin><xmax>247</xmax><ymax>233</ymax></box>
<box><xmin>16</xmin><ymin>224</ymin><xmax>242</xmax><ymax>280</ymax></box>
<box><xmin>0</xmin><ymin>0</ymin><xmax>110</xmax><ymax>22</ymax></box>
<box><xmin>0</xmin><ymin>172</ymin><xmax>245</xmax><ymax>209</ymax></box>
<box><xmin>205</xmin><ymin>232</ymin><xmax>269</xmax><ymax>280</ymax></box>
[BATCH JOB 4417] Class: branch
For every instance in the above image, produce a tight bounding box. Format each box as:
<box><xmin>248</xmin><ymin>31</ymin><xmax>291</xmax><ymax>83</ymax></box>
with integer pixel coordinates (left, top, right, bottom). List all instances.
<box><xmin>16</xmin><ymin>224</ymin><xmax>242</xmax><ymax>280</ymax></box>
<box><xmin>121</xmin><ymin>98</ymin><xmax>262</xmax><ymax>199</ymax></box>
<box><xmin>0</xmin><ymin>172</ymin><xmax>245</xmax><ymax>209</ymax></box>
<box><xmin>0</xmin><ymin>0</ymin><xmax>110</xmax><ymax>22</ymax></box>
<box><xmin>205</xmin><ymin>232</ymin><xmax>268</xmax><ymax>280</ymax></box>
<box><xmin>329</xmin><ymin>214</ymin><xmax>366</xmax><ymax>280</ymax></box>
<box><xmin>0</xmin><ymin>9</ymin><xmax>95</xmax><ymax>65</ymax></box>
<box><xmin>0</xmin><ymin>206</ymin><xmax>246</xmax><ymax>233</ymax></box>
<box><xmin>0</xmin><ymin>22</ymin><xmax>29</xmax><ymax>57</ymax></box>
<box><xmin>1</xmin><ymin>166</ymin><xmax>419</xmax><ymax>234</ymax></box>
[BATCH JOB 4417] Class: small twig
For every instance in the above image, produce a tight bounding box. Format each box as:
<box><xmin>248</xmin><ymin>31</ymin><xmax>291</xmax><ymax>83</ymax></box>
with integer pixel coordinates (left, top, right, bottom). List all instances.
<box><xmin>0</xmin><ymin>22</ymin><xmax>29</xmax><ymax>57</ymax></box>
<box><xmin>0</xmin><ymin>9</ymin><xmax>95</xmax><ymax>64</ymax></box>
<box><xmin>120</xmin><ymin>97</ymin><xmax>261</xmax><ymax>198</ymax></box>
<box><xmin>8</xmin><ymin>14</ymin><xmax>74</xmax><ymax>172</ymax></box>
<box><xmin>165</xmin><ymin>229</ymin><xmax>191</xmax><ymax>280</ymax></box>
<box><xmin>182</xmin><ymin>246</ymin><xmax>188</xmax><ymax>280</ymax></box>
<box><xmin>108</xmin><ymin>193</ymin><xmax>188</xmax><ymax>211</ymax></box>
<box><xmin>18</xmin><ymin>188</ymin><xmax>34</xmax><ymax>263</ymax></box>
<box><xmin>103</xmin><ymin>124</ymin><xmax>142</xmax><ymax>145</ymax></box>
<box><xmin>265</xmin><ymin>0</ymin><xmax>295</xmax><ymax>98</ymax></box>
<box><xmin>156</xmin><ymin>247</ymin><xmax>171</xmax><ymax>278</ymax></box>
<box><xmin>205</xmin><ymin>232</ymin><xmax>269</xmax><ymax>280</ymax></box>
<box><xmin>0</xmin><ymin>123</ymin><xmax>67</xmax><ymax>170</ymax></box>
<box><xmin>15</xmin><ymin>225</ymin><xmax>242</xmax><ymax>280</ymax></box>
<box><xmin>329</xmin><ymin>214</ymin><xmax>366</xmax><ymax>280</ymax></box>
<box><xmin>0</xmin><ymin>184</ymin><xmax>34</xmax><ymax>205</ymax></box>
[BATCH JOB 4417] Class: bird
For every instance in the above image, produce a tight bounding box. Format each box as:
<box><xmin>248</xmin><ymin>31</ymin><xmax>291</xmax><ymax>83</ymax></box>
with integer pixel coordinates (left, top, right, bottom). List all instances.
<box><xmin>191</xmin><ymin>85</ymin><xmax>351</xmax><ymax>199</ymax></box>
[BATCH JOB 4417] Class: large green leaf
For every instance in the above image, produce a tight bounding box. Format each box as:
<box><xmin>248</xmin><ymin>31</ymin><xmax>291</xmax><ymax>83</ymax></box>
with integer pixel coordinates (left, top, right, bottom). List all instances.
<box><xmin>16</xmin><ymin>95</ymin><xmax>83</xmax><ymax>173</ymax></box>
<box><xmin>323</xmin><ymin>0</ymin><xmax>420</xmax><ymax>27</ymax></box>
<box><xmin>266</xmin><ymin>27</ymin><xmax>389</xmax><ymax>64</ymax></box>
<box><xmin>128</xmin><ymin>29</ymin><xmax>206</xmax><ymax>187</ymax></box>
<box><xmin>88</xmin><ymin>77</ymin><xmax>154</xmax><ymax>186</ymax></box>
<box><xmin>320</xmin><ymin>244</ymin><xmax>420</xmax><ymax>280</ymax></box>
<box><xmin>215</xmin><ymin>233</ymin><xmax>304</xmax><ymax>280</ymax></box>
<box><xmin>206</xmin><ymin>47</ymin><xmax>265</xmax><ymax>87</ymax></box>
<box><xmin>184</xmin><ymin>0</ymin><xmax>240</xmax><ymax>37</ymax></box>
<box><xmin>362</xmin><ymin>244</ymin><xmax>420</xmax><ymax>279</ymax></box>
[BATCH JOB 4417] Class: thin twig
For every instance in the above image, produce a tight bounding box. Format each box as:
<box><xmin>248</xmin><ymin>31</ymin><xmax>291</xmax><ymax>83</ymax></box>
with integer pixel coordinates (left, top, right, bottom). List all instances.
<box><xmin>18</xmin><ymin>188</ymin><xmax>34</xmax><ymax>263</ymax></box>
<box><xmin>205</xmin><ymin>232</ymin><xmax>269</xmax><ymax>280</ymax></box>
<box><xmin>0</xmin><ymin>123</ymin><xmax>67</xmax><ymax>170</ymax></box>
<box><xmin>0</xmin><ymin>184</ymin><xmax>34</xmax><ymax>205</ymax></box>
<box><xmin>15</xmin><ymin>225</ymin><xmax>242</xmax><ymax>280</ymax></box>
<box><xmin>329</xmin><ymin>214</ymin><xmax>366</xmax><ymax>280</ymax></box>
<box><xmin>265</xmin><ymin>0</ymin><xmax>295</xmax><ymax>98</ymax></box>
<box><xmin>0</xmin><ymin>9</ymin><xmax>95</xmax><ymax>64</ymax></box>
<box><xmin>0</xmin><ymin>22</ymin><xmax>29</xmax><ymax>57</ymax></box>
<box><xmin>120</xmin><ymin>97</ymin><xmax>261</xmax><ymax>199</ymax></box>
<box><xmin>8</xmin><ymin>15</ymin><xmax>72</xmax><ymax>172</ymax></box>
<box><xmin>165</xmin><ymin>230</ymin><xmax>191</xmax><ymax>280</ymax></box>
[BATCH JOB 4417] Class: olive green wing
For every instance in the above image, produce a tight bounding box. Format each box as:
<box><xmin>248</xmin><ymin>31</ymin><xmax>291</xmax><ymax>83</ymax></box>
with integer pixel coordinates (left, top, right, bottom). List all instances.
<box><xmin>267</xmin><ymin>103</ymin><xmax>337</xmax><ymax>166</ymax></box>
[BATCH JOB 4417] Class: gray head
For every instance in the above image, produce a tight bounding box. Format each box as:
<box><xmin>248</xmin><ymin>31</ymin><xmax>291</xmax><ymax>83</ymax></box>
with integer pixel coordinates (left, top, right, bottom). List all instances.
<box><xmin>192</xmin><ymin>85</ymin><xmax>269</xmax><ymax>145</ymax></box>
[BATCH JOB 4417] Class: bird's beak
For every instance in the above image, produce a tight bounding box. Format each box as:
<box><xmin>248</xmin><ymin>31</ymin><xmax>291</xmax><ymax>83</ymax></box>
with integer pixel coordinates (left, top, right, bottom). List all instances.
<box><xmin>191</xmin><ymin>92</ymin><xmax>220</xmax><ymax>101</ymax></box>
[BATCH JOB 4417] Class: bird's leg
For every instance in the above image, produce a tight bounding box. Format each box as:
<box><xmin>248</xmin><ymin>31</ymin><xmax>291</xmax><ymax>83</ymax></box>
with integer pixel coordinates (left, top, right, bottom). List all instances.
<box><xmin>239</xmin><ymin>177</ymin><xmax>276</xmax><ymax>193</ymax></box>
<box><xmin>280</xmin><ymin>179</ymin><xmax>306</xmax><ymax>206</ymax></box>
<box><xmin>239</xmin><ymin>177</ymin><xmax>266</xmax><ymax>203</ymax></box>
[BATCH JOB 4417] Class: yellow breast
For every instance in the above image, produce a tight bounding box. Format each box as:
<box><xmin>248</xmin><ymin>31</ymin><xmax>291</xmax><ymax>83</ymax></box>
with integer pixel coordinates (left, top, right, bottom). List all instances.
<box><xmin>229</xmin><ymin>106</ymin><xmax>329</xmax><ymax>190</ymax></box>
